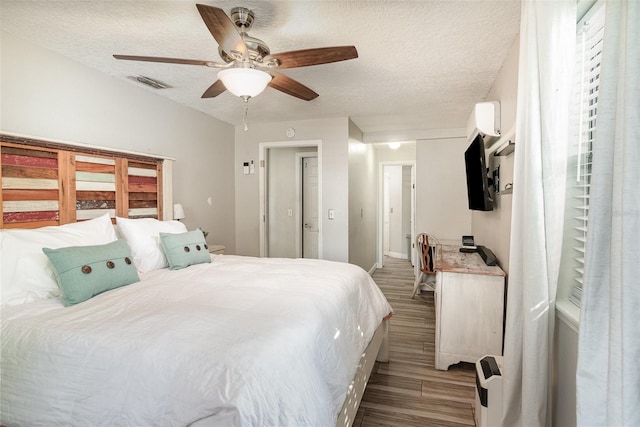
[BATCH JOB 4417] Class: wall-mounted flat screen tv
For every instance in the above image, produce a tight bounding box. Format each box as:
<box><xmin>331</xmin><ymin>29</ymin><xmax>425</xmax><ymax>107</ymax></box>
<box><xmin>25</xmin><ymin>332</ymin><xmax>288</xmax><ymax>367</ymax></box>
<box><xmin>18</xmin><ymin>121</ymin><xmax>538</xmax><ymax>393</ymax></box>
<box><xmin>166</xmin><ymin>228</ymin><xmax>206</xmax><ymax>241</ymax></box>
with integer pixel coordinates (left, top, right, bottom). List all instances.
<box><xmin>464</xmin><ymin>134</ymin><xmax>493</xmax><ymax>211</ymax></box>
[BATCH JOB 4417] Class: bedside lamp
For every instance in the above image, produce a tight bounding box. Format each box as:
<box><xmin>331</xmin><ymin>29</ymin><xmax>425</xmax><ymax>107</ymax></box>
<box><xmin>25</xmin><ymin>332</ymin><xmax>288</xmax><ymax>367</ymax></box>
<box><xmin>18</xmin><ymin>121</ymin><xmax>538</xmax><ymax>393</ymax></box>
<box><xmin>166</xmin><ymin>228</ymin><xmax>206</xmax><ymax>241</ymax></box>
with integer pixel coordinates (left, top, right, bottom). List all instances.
<box><xmin>173</xmin><ymin>203</ymin><xmax>185</xmax><ymax>221</ymax></box>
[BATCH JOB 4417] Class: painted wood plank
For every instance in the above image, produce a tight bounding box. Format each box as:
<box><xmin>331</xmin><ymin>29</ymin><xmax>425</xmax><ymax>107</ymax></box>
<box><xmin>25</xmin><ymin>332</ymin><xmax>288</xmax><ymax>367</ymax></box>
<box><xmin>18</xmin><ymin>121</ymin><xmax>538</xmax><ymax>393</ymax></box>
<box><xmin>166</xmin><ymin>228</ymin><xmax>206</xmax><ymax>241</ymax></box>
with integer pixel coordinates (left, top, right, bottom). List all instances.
<box><xmin>0</xmin><ymin>145</ymin><xmax>3</xmax><ymax>228</ymax></box>
<box><xmin>76</xmin><ymin>200</ymin><xmax>116</xmax><ymax>210</ymax></box>
<box><xmin>76</xmin><ymin>209</ymin><xmax>116</xmax><ymax>220</ymax></box>
<box><xmin>2</xmin><ymin>177</ymin><xmax>58</xmax><ymax>190</ymax></box>
<box><xmin>76</xmin><ymin>161</ymin><xmax>115</xmax><ymax>174</ymax></box>
<box><xmin>3</xmin><ymin>200</ymin><xmax>59</xmax><ymax>213</ymax></box>
<box><xmin>75</xmin><ymin>181</ymin><xmax>116</xmax><ymax>191</ymax></box>
<box><xmin>156</xmin><ymin>162</ymin><xmax>164</xmax><ymax>220</ymax></box>
<box><xmin>129</xmin><ymin>200</ymin><xmax>157</xmax><ymax>209</ymax></box>
<box><xmin>58</xmin><ymin>151</ymin><xmax>76</xmax><ymax>224</ymax></box>
<box><xmin>128</xmin><ymin>167</ymin><xmax>157</xmax><ymax>178</ymax></box>
<box><xmin>2</xmin><ymin>219</ymin><xmax>59</xmax><ymax>228</ymax></box>
<box><xmin>128</xmin><ymin>183</ymin><xmax>156</xmax><ymax>193</ymax></box>
<box><xmin>76</xmin><ymin>171</ymin><xmax>116</xmax><ymax>183</ymax></box>
<box><xmin>115</xmin><ymin>158</ymin><xmax>128</xmax><ymax>218</ymax></box>
<box><xmin>2</xmin><ymin>165</ymin><xmax>58</xmax><ymax>180</ymax></box>
<box><xmin>75</xmin><ymin>155</ymin><xmax>115</xmax><ymax>166</ymax></box>
<box><xmin>3</xmin><ymin>189</ymin><xmax>58</xmax><ymax>201</ymax></box>
<box><xmin>128</xmin><ymin>161</ymin><xmax>156</xmax><ymax>170</ymax></box>
<box><xmin>1</xmin><ymin>146</ymin><xmax>58</xmax><ymax>159</ymax></box>
<box><xmin>129</xmin><ymin>192</ymin><xmax>157</xmax><ymax>201</ymax></box>
<box><xmin>76</xmin><ymin>190</ymin><xmax>116</xmax><ymax>201</ymax></box>
<box><xmin>2</xmin><ymin>153</ymin><xmax>58</xmax><ymax>169</ymax></box>
<box><xmin>128</xmin><ymin>175</ymin><xmax>156</xmax><ymax>185</ymax></box>
<box><xmin>4</xmin><ymin>210</ymin><xmax>58</xmax><ymax>222</ymax></box>
<box><xmin>128</xmin><ymin>207</ymin><xmax>158</xmax><ymax>217</ymax></box>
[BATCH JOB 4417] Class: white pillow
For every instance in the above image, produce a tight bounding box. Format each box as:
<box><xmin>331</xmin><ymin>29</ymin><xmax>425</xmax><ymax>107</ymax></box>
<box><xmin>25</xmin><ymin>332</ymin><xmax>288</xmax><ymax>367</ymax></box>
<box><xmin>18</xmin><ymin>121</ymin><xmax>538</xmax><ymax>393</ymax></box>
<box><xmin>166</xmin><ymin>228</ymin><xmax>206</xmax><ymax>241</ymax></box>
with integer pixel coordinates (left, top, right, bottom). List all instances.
<box><xmin>115</xmin><ymin>217</ymin><xmax>187</xmax><ymax>273</ymax></box>
<box><xmin>0</xmin><ymin>213</ymin><xmax>118</xmax><ymax>306</ymax></box>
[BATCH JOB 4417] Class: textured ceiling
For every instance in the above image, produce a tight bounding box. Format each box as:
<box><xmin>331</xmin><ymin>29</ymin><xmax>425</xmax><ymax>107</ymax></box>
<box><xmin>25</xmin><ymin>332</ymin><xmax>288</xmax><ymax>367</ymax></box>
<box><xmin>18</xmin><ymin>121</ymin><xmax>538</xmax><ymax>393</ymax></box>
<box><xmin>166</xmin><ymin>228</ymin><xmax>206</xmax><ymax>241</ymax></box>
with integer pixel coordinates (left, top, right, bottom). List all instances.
<box><xmin>0</xmin><ymin>1</ymin><xmax>520</xmax><ymax>134</ymax></box>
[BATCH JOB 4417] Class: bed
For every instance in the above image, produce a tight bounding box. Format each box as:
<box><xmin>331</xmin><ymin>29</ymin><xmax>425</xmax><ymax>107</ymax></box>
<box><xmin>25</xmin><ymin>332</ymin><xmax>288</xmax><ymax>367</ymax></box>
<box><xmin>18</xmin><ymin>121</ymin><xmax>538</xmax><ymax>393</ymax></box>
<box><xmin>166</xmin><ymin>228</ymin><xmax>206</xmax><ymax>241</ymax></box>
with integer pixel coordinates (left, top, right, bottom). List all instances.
<box><xmin>0</xmin><ymin>214</ymin><xmax>392</xmax><ymax>426</ymax></box>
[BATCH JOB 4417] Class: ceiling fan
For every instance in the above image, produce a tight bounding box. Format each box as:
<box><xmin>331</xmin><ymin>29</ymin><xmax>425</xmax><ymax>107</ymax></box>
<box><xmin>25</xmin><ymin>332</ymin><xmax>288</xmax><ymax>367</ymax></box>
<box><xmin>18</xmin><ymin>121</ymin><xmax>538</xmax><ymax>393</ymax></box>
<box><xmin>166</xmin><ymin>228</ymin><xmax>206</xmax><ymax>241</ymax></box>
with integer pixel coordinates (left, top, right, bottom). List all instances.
<box><xmin>114</xmin><ymin>4</ymin><xmax>358</xmax><ymax>102</ymax></box>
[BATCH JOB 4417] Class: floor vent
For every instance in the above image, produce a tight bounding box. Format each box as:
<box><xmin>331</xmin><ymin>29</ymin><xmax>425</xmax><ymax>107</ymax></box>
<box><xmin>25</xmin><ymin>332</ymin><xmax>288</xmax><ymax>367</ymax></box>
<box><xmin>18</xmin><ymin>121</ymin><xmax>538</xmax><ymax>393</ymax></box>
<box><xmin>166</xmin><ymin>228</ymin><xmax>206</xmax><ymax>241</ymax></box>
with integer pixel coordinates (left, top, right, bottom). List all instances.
<box><xmin>127</xmin><ymin>75</ymin><xmax>172</xmax><ymax>89</ymax></box>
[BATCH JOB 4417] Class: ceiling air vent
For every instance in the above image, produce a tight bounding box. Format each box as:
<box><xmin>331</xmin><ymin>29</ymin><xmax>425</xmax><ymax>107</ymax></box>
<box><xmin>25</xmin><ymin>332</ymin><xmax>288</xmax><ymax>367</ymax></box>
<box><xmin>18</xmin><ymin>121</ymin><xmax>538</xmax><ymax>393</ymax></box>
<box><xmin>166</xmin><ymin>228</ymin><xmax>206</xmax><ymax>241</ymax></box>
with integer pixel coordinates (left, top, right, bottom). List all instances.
<box><xmin>127</xmin><ymin>75</ymin><xmax>172</xmax><ymax>89</ymax></box>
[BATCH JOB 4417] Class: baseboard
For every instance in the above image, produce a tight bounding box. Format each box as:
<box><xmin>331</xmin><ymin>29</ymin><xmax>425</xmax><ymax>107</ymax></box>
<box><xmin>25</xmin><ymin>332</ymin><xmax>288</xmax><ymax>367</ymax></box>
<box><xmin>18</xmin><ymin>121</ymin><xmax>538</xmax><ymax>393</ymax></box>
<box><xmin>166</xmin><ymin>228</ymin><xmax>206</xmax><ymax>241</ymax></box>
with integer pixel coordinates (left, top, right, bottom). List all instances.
<box><xmin>368</xmin><ymin>264</ymin><xmax>378</xmax><ymax>276</ymax></box>
<box><xmin>384</xmin><ymin>251</ymin><xmax>408</xmax><ymax>260</ymax></box>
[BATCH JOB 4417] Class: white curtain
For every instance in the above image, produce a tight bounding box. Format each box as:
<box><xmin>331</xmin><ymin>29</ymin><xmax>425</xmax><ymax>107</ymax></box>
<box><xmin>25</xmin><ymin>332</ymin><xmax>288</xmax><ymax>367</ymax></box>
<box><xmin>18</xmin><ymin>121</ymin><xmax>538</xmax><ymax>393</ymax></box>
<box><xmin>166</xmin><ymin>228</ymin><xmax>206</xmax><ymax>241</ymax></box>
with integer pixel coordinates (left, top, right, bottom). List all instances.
<box><xmin>501</xmin><ymin>1</ymin><xmax>576</xmax><ymax>426</ymax></box>
<box><xmin>576</xmin><ymin>1</ymin><xmax>640</xmax><ymax>426</ymax></box>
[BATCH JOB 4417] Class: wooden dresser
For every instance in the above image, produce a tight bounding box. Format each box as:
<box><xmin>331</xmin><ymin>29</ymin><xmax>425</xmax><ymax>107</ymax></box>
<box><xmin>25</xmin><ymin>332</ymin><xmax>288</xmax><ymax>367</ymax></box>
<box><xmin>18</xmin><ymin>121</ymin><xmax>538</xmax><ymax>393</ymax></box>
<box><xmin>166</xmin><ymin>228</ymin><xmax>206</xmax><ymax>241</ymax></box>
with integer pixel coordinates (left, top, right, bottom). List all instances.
<box><xmin>433</xmin><ymin>245</ymin><xmax>506</xmax><ymax>370</ymax></box>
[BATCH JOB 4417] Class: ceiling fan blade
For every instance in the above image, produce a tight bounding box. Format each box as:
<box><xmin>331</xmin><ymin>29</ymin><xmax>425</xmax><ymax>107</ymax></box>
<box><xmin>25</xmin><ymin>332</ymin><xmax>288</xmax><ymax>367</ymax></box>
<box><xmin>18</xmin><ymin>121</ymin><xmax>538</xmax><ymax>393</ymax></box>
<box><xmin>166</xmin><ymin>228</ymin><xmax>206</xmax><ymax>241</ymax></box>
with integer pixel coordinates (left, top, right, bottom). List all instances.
<box><xmin>113</xmin><ymin>54</ymin><xmax>224</xmax><ymax>67</ymax></box>
<box><xmin>201</xmin><ymin>80</ymin><xmax>227</xmax><ymax>98</ymax></box>
<box><xmin>196</xmin><ymin>4</ymin><xmax>248</xmax><ymax>60</ymax></box>
<box><xmin>268</xmin><ymin>72</ymin><xmax>318</xmax><ymax>101</ymax></box>
<box><xmin>265</xmin><ymin>46</ymin><xmax>358</xmax><ymax>69</ymax></box>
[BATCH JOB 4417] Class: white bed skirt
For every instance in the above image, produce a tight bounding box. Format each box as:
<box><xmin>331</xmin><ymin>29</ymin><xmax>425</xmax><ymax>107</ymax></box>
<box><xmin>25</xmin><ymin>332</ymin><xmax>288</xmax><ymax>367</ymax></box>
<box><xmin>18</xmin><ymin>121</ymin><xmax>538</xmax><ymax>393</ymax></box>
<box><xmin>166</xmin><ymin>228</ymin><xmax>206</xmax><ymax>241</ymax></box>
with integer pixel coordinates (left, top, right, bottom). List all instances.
<box><xmin>336</xmin><ymin>319</ymin><xmax>390</xmax><ymax>427</ymax></box>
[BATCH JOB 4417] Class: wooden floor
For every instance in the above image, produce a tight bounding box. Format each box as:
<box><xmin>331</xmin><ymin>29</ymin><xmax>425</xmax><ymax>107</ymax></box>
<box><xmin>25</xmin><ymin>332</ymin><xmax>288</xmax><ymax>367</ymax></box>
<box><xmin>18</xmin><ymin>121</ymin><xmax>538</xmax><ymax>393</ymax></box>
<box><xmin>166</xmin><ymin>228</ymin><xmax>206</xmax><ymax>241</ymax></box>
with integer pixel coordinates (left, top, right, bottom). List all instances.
<box><xmin>354</xmin><ymin>256</ymin><xmax>477</xmax><ymax>427</ymax></box>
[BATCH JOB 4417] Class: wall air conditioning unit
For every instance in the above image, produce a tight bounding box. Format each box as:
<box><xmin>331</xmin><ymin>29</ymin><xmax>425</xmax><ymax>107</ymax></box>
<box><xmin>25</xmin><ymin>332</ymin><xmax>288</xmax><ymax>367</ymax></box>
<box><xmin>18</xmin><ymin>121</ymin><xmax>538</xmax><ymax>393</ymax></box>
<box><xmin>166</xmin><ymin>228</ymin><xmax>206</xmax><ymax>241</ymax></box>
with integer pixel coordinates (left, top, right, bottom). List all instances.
<box><xmin>467</xmin><ymin>101</ymin><xmax>501</xmax><ymax>147</ymax></box>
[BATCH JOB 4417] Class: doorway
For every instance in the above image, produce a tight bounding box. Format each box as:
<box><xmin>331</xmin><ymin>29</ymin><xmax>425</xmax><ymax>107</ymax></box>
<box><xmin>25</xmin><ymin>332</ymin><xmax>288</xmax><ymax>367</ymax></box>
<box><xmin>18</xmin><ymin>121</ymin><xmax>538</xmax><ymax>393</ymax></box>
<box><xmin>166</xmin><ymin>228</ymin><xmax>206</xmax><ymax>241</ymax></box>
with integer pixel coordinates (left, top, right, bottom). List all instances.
<box><xmin>298</xmin><ymin>154</ymin><xmax>319</xmax><ymax>258</ymax></box>
<box><xmin>378</xmin><ymin>161</ymin><xmax>416</xmax><ymax>268</ymax></box>
<box><xmin>259</xmin><ymin>141</ymin><xmax>322</xmax><ymax>258</ymax></box>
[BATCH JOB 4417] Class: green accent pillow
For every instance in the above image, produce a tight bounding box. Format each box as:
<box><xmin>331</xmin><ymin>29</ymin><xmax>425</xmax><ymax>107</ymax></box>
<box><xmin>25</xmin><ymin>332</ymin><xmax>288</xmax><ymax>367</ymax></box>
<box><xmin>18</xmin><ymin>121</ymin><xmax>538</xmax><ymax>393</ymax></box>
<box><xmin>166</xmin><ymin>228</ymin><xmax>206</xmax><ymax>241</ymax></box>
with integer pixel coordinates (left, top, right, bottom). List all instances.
<box><xmin>42</xmin><ymin>239</ymin><xmax>140</xmax><ymax>306</ymax></box>
<box><xmin>159</xmin><ymin>230</ymin><xmax>211</xmax><ymax>270</ymax></box>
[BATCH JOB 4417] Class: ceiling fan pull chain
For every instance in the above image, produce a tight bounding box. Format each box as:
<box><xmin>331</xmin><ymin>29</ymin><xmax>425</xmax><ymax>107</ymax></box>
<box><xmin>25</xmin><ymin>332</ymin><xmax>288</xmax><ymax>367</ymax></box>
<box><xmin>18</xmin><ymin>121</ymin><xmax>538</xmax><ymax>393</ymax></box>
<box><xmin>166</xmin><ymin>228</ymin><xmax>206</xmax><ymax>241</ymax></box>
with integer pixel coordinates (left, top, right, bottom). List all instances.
<box><xmin>242</xmin><ymin>101</ymin><xmax>249</xmax><ymax>131</ymax></box>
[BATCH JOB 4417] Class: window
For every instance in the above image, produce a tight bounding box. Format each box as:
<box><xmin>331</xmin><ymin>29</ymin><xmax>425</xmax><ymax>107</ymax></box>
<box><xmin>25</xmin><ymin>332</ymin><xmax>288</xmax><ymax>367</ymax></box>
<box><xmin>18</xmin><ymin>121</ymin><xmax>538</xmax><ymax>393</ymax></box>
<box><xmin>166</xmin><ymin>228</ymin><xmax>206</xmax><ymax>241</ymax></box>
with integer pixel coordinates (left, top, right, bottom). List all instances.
<box><xmin>564</xmin><ymin>2</ymin><xmax>605</xmax><ymax>307</ymax></box>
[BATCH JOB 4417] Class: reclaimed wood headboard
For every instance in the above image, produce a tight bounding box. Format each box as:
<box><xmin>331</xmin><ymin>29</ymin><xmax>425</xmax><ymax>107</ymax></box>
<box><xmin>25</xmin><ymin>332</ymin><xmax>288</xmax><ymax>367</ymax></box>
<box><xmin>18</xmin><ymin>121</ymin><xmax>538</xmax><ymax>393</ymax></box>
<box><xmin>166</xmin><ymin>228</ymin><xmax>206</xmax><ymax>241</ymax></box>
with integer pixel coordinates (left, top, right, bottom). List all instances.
<box><xmin>1</xmin><ymin>134</ymin><xmax>167</xmax><ymax>229</ymax></box>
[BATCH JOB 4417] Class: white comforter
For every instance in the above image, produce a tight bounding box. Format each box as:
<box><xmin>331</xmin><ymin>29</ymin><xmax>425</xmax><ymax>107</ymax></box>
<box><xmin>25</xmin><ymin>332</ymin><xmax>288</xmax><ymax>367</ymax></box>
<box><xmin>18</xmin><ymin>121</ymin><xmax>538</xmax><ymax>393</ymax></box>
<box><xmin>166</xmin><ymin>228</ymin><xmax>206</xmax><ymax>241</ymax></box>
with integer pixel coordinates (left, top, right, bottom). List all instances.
<box><xmin>0</xmin><ymin>255</ymin><xmax>392</xmax><ymax>426</ymax></box>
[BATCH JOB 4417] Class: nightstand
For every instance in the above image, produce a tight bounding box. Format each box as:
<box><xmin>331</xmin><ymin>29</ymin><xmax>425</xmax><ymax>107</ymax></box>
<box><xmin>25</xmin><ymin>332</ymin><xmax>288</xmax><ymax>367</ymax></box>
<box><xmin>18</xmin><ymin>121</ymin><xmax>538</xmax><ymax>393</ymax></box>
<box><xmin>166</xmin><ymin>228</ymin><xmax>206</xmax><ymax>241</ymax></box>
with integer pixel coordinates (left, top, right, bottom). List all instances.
<box><xmin>208</xmin><ymin>244</ymin><xmax>225</xmax><ymax>255</ymax></box>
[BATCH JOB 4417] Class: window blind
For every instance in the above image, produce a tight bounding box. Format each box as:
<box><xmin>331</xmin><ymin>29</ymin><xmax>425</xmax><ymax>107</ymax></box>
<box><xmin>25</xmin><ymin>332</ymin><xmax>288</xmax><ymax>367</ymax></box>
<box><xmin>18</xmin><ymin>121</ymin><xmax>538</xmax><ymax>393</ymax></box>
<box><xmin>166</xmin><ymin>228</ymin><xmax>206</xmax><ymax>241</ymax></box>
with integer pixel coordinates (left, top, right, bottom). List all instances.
<box><xmin>569</xmin><ymin>3</ymin><xmax>605</xmax><ymax>306</ymax></box>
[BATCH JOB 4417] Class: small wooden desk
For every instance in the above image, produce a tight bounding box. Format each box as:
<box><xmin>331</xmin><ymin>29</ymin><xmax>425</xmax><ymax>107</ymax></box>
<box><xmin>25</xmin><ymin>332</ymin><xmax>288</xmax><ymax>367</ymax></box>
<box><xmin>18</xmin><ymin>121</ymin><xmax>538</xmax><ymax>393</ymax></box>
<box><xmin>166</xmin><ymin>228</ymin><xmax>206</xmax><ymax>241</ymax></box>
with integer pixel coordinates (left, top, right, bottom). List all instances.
<box><xmin>433</xmin><ymin>245</ymin><xmax>506</xmax><ymax>370</ymax></box>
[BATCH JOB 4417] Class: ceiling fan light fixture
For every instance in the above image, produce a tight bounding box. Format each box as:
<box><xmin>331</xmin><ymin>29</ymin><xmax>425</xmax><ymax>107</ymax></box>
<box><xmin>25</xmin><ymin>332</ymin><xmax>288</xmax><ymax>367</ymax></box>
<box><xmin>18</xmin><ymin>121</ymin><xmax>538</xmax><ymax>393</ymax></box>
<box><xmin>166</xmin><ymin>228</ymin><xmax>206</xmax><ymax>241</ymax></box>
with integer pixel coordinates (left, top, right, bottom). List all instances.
<box><xmin>217</xmin><ymin>68</ymin><xmax>271</xmax><ymax>99</ymax></box>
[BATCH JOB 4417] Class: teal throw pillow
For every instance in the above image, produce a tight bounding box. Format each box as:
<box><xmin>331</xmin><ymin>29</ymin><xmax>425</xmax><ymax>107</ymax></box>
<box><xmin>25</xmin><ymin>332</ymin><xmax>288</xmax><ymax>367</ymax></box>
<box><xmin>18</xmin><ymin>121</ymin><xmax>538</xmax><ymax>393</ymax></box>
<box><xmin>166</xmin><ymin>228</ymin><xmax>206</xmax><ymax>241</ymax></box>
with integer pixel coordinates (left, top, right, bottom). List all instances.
<box><xmin>43</xmin><ymin>239</ymin><xmax>140</xmax><ymax>306</ymax></box>
<box><xmin>159</xmin><ymin>230</ymin><xmax>211</xmax><ymax>270</ymax></box>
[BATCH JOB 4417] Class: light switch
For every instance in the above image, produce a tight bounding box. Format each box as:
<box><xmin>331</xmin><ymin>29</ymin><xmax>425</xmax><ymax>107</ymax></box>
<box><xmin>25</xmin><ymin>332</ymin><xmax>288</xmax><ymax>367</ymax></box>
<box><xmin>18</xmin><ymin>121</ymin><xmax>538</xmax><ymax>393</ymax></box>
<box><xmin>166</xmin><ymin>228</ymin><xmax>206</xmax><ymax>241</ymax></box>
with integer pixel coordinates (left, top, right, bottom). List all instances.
<box><xmin>328</xmin><ymin>209</ymin><xmax>335</xmax><ymax>220</ymax></box>
<box><xmin>250</xmin><ymin>160</ymin><xmax>255</xmax><ymax>174</ymax></box>
<box><xmin>288</xmin><ymin>209</ymin><xmax>293</xmax><ymax>217</ymax></box>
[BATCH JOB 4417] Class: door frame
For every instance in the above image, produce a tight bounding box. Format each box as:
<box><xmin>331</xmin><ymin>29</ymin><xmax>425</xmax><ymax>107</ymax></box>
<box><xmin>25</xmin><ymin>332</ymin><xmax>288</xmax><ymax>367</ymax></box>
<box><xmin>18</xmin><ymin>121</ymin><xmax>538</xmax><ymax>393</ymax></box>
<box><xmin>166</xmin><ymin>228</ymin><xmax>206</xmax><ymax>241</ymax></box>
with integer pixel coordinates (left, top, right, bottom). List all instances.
<box><xmin>258</xmin><ymin>140</ymin><xmax>322</xmax><ymax>258</ymax></box>
<box><xmin>377</xmin><ymin>160</ymin><xmax>416</xmax><ymax>268</ymax></box>
<box><xmin>295</xmin><ymin>152</ymin><xmax>319</xmax><ymax>258</ymax></box>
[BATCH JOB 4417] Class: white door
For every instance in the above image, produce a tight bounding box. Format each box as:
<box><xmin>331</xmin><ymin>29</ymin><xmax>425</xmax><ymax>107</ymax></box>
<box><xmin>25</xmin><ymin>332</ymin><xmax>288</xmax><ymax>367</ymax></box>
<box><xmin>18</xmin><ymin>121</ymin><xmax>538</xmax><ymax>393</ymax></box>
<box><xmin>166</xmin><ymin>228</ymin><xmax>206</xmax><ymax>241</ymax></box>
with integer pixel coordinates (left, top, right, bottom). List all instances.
<box><xmin>383</xmin><ymin>172</ymin><xmax>390</xmax><ymax>254</ymax></box>
<box><xmin>302</xmin><ymin>156</ymin><xmax>319</xmax><ymax>259</ymax></box>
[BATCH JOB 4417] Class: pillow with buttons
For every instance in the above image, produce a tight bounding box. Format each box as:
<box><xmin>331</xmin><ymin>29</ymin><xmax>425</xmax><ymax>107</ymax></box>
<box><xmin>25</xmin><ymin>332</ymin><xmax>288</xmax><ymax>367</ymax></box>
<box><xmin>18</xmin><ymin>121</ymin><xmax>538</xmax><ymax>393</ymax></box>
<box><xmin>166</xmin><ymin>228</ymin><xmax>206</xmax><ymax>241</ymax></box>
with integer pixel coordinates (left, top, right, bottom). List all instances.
<box><xmin>159</xmin><ymin>230</ymin><xmax>211</xmax><ymax>270</ymax></box>
<box><xmin>42</xmin><ymin>239</ymin><xmax>140</xmax><ymax>306</ymax></box>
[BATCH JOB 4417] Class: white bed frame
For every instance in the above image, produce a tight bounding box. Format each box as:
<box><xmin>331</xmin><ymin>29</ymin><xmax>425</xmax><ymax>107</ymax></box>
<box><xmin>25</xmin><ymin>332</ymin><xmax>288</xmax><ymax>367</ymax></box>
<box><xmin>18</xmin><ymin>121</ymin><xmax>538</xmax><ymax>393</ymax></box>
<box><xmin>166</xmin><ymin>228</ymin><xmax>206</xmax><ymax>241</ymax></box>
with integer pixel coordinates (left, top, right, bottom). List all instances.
<box><xmin>336</xmin><ymin>319</ymin><xmax>390</xmax><ymax>426</ymax></box>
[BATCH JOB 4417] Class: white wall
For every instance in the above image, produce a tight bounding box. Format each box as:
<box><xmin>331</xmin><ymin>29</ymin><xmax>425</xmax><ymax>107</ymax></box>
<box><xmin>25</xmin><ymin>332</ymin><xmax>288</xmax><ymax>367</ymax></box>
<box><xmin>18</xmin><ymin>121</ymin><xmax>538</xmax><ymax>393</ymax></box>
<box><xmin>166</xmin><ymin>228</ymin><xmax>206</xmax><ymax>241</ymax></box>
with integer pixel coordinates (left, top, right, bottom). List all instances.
<box><xmin>470</xmin><ymin>36</ymin><xmax>519</xmax><ymax>273</ymax></box>
<box><xmin>553</xmin><ymin>319</ymin><xmax>578</xmax><ymax>427</ymax></box>
<box><xmin>235</xmin><ymin>117</ymin><xmax>350</xmax><ymax>261</ymax></box>
<box><xmin>415</xmin><ymin>137</ymin><xmax>471</xmax><ymax>245</ymax></box>
<box><xmin>348</xmin><ymin>122</ymin><xmax>377</xmax><ymax>272</ymax></box>
<box><xmin>376</xmin><ymin>144</ymin><xmax>416</xmax><ymax>163</ymax></box>
<box><xmin>0</xmin><ymin>31</ymin><xmax>237</xmax><ymax>252</ymax></box>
